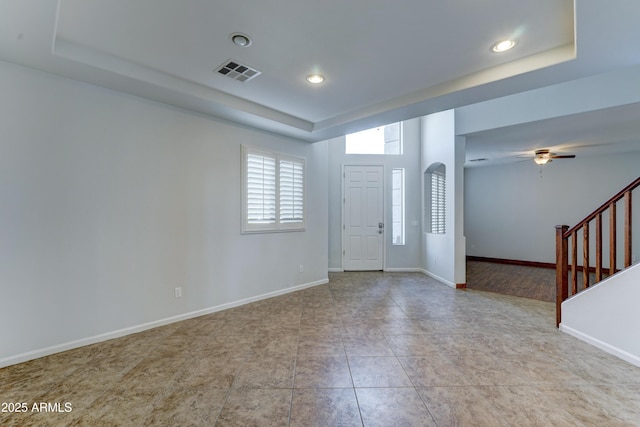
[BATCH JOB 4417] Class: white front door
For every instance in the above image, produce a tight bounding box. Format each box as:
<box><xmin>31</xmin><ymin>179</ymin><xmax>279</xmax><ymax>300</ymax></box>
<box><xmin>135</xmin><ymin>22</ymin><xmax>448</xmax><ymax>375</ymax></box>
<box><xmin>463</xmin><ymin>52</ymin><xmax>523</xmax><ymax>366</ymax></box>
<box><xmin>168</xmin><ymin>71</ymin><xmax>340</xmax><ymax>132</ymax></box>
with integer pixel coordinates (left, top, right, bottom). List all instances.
<box><xmin>343</xmin><ymin>165</ymin><xmax>384</xmax><ymax>271</ymax></box>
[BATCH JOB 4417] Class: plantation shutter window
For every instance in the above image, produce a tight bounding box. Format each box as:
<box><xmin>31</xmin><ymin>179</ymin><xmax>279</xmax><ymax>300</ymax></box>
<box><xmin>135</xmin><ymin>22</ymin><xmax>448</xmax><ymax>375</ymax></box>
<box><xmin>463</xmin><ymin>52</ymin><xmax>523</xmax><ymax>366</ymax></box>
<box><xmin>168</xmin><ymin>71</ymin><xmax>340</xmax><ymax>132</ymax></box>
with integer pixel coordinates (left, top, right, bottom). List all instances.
<box><xmin>246</xmin><ymin>152</ymin><xmax>277</xmax><ymax>225</ymax></box>
<box><xmin>430</xmin><ymin>168</ymin><xmax>446</xmax><ymax>234</ymax></box>
<box><xmin>279</xmin><ymin>157</ymin><xmax>305</xmax><ymax>225</ymax></box>
<box><xmin>242</xmin><ymin>145</ymin><xmax>305</xmax><ymax>233</ymax></box>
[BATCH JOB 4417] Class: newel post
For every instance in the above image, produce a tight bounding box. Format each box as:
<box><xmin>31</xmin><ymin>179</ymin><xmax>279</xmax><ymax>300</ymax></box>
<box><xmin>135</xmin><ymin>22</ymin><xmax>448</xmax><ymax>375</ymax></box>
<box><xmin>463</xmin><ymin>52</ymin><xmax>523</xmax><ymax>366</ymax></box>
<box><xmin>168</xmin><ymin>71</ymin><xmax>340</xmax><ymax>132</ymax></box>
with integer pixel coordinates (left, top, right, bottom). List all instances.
<box><xmin>555</xmin><ymin>225</ymin><xmax>569</xmax><ymax>327</ymax></box>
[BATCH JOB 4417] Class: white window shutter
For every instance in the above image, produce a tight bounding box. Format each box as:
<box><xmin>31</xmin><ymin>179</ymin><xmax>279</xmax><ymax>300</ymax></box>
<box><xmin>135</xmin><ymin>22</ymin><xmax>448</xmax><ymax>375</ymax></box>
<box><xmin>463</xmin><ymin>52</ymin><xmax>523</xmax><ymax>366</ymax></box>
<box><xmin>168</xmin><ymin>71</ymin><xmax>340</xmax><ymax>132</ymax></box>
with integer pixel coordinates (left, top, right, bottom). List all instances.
<box><xmin>279</xmin><ymin>158</ymin><xmax>304</xmax><ymax>224</ymax></box>
<box><xmin>246</xmin><ymin>153</ymin><xmax>276</xmax><ymax>225</ymax></box>
<box><xmin>431</xmin><ymin>169</ymin><xmax>446</xmax><ymax>234</ymax></box>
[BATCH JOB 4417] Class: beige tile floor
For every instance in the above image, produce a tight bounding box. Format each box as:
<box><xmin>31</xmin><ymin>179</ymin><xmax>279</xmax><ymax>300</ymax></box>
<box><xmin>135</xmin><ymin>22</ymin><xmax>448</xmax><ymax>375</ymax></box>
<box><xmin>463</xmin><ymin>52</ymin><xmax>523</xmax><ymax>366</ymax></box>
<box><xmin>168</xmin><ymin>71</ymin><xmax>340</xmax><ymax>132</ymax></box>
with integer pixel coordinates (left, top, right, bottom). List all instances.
<box><xmin>2</xmin><ymin>272</ymin><xmax>640</xmax><ymax>426</ymax></box>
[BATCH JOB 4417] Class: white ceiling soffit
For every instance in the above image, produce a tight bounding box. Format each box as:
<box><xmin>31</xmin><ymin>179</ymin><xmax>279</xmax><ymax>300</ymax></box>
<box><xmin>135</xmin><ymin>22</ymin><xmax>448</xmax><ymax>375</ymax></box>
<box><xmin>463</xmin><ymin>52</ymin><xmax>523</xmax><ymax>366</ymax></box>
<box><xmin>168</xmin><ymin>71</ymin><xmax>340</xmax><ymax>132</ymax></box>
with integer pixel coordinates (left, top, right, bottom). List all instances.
<box><xmin>42</xmin><ymin>0</ymin><xmax>576</xmax><ymax>141</ymax></box>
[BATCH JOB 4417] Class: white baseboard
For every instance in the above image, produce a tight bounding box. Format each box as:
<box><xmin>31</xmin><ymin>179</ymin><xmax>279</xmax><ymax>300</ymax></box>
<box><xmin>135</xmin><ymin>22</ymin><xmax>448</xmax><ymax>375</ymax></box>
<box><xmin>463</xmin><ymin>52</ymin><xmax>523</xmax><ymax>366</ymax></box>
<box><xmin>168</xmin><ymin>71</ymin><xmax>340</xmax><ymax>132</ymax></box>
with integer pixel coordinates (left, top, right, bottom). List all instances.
<box><xmin>560</xmin><ymin>323</ymin><xmax>640</xmax><ymax>368</ymax></box>
<box><xmin>0</xmin><ymin>278</ymin><xmax>328</xmax><ymax>369</ymax></box>
<box><xmin>330</xmin><ymin>267</ymin><xmax>423</xmax><ymax>273</ymax></box>
<box><xmin>420</xmin><ymin>269</ymin><xmax>456</xmax><ymax>288</ymax></box>
<box><xmin>384</xmin><ymin>267</ymin><xmax>423</xmax><ymax>273</ymax></box>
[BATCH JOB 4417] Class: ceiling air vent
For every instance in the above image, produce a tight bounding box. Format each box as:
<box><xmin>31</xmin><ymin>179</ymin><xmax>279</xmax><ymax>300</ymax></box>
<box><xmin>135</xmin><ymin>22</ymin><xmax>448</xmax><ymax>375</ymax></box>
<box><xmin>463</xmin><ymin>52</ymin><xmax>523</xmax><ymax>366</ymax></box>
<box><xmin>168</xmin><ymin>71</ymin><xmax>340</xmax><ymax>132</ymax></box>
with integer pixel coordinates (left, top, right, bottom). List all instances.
<box><xmin>215</xmin><ymin>59</ymin><xmax>261</xmax><ymax>82</ymax></box>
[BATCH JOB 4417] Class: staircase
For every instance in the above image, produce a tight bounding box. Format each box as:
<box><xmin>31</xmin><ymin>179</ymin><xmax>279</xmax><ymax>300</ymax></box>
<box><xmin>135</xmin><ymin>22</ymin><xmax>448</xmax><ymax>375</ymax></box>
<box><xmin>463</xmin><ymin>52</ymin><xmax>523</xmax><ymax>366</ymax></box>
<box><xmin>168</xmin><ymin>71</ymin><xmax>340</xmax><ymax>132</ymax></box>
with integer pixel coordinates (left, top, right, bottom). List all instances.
<box><xmin>555</xmin><ymin>176</ymin><xmax>640</xmax><ymax>327</ymax></box>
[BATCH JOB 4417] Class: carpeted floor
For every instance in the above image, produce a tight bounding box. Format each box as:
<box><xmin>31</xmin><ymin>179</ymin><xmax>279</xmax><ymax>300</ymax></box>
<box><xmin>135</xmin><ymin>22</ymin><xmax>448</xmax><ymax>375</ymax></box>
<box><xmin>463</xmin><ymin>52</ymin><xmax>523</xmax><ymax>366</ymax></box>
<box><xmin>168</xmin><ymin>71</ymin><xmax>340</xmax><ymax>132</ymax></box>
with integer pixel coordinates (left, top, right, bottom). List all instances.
<box><xmin>466</xmin><ymin>260</ymin><xmax>606</xmax><ymax>303</ymax></box>
<box><xmin>466</xmin><ymin>261</ymin><xmax>556</xmax><ymax>302</ymax></box>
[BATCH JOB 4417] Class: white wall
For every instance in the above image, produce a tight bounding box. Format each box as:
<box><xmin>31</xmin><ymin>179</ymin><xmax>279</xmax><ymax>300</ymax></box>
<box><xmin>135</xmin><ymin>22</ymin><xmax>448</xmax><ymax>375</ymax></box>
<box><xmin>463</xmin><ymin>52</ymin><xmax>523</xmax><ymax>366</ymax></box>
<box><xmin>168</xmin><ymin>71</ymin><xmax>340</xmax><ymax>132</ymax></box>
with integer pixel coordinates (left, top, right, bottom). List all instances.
<box><xmin>561</xmin><ymin>263</ymin><xmax>640</xmax><ymax>367</ymax></box>
<box><xmin>465</xmin><ymin>151</ymin><xmax>640</xmax><ymax>264</ymax></box>
<box><xmin>327</xmin><ymin>119</ymin><xmax>422</xmax><ymax>271</ymax></box>
<box><xmin>0</xmin><ymin>60</ymin><xmax>328</xmax><ymax>366</ymax></box>
<box><xmin>420</xmin><ymin>111</ymin><xmax>466</xmax><ymax>286</ymax></box>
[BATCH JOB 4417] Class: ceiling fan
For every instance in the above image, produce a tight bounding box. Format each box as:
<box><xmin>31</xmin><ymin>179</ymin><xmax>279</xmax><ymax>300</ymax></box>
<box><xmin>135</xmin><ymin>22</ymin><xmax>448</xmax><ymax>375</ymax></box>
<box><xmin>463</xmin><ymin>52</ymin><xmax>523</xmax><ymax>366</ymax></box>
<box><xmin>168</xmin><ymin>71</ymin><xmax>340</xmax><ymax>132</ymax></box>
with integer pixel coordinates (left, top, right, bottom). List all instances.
<box><xmin>529</xmin><ymin>149</ymin><xmax>576</xmax><ymax>165</ymax></box>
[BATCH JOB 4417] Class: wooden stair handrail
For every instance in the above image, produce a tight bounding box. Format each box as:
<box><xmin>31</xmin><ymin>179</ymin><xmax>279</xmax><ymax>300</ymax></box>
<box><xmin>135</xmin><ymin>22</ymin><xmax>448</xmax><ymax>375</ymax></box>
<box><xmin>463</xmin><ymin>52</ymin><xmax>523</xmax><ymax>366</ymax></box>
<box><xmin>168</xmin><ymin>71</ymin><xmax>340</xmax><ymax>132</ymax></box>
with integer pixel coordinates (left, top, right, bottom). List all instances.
<box><xmin>564</xmin><ymin>176</ymin><xmax>640</xmax><ymax>238</ymax></box>
<box><xmin>556</xmin><ymin>176</ymin><xmax>639</xmax><ymax>327</ymax></box>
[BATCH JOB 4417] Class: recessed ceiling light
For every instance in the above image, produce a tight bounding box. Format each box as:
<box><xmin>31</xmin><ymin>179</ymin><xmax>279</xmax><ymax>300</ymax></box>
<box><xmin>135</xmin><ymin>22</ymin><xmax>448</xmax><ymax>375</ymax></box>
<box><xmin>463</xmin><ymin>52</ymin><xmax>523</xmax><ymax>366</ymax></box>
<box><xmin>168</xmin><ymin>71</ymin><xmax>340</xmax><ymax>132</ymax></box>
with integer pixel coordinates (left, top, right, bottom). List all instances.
<box><xmin>230</xmin><ymin>32</ymin><xmax>252</xmax><ymax>47</ymax></box>
<box><xmin>306</xmin><ymin>74</ymin><xmax>325</xmax><ymax>84</ymax></box>
<box><xmin>491</xmin><ymin>39</ymin><xmax>516</xmax><ymax>53</ymax></box>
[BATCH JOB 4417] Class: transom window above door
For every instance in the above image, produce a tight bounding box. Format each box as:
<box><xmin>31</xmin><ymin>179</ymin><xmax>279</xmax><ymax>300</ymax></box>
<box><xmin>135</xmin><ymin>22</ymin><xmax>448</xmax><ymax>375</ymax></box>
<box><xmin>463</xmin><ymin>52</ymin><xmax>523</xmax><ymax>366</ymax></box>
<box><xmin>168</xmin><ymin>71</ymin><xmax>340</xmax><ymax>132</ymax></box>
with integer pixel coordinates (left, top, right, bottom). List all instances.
<box><xmin>345</xmin><ymin>122</ymin><xmax>402</xmax><ymax>155</ymax></box>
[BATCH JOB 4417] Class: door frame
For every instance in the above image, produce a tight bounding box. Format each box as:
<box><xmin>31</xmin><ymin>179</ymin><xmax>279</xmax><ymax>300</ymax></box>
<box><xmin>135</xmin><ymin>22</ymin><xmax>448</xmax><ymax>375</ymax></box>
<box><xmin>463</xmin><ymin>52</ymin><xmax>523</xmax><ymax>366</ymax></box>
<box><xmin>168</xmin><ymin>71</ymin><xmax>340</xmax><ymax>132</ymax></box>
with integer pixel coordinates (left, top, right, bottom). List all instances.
<box><xmin>341</xmin><ymin>163</ymin><xmax>386</xmax><ymax>271</ymax></box>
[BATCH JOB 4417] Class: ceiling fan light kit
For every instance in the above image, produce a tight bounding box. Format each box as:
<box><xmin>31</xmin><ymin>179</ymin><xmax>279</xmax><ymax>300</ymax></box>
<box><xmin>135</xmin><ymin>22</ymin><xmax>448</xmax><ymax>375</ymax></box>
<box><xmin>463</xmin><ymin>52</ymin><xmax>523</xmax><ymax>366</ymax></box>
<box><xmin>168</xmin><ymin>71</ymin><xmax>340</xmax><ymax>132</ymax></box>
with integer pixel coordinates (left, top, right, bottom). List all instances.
<box><xmin>534</xmin><ymin>156</ymin><xmax>551</xmax><ymax>165</ymax></box>
<box><xmin>533</xmin><ymin>149</ymin><xmax>575</xmax><ymax>165</ymax></box>
<box><xmin>534</xmin><ymin>149</ymin><xmax>551</xmax><ymax>165</ymax></box>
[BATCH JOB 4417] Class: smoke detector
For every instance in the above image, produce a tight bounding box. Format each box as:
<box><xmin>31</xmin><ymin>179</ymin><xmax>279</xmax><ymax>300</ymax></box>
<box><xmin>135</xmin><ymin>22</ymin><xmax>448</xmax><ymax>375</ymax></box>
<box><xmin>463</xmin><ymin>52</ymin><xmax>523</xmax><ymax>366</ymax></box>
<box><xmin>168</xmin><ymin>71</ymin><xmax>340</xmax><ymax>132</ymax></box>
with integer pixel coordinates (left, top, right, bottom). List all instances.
<box><xmin>230</xmin><ymin>32</ymin><xmax>252</xmax><ymax>47</ymax></box>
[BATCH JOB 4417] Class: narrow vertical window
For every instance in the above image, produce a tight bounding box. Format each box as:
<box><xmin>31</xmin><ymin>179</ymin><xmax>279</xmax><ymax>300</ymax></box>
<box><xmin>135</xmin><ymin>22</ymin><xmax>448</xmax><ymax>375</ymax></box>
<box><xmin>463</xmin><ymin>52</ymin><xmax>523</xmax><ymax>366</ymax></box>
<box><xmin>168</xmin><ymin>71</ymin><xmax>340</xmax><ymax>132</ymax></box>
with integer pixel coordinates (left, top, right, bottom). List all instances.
<box><xmin>391</xmin><ymin>168</ymin><xmax>405</xmax><ymax>245</ymax></box>
<box><xmin>425</xmin><ymin>163</ymin><xmax>446</xmax><ymax>234</ymax></box>
<box><xmin>431</xmin><ymin>168</ymin><xmax>445</xmax><ymax>234</ymax></box>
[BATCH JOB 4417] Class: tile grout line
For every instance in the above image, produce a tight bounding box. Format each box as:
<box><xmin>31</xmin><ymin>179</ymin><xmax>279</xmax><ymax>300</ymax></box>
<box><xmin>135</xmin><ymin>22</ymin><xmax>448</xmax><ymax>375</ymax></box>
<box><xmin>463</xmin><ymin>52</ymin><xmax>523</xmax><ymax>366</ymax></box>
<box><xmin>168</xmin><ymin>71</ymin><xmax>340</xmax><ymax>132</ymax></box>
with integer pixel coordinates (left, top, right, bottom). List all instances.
<box><xmin>331</xmin><ymin>279</ymin><xmax>366</xmax><ymax>427</ymax></box>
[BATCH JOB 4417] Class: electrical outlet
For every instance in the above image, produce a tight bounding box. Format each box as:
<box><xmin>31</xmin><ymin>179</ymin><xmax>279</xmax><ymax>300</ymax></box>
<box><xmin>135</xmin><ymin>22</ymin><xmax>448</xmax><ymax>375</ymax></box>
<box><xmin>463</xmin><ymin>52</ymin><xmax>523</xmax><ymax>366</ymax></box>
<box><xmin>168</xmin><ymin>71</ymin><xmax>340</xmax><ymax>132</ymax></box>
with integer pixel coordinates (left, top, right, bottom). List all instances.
<box><xmin>174</xmin><ymin>287</ymin><xmax>182</xmax><ymax>298</ymax></box>
<box><xmin>299</xmin><ymin>264</ymin><xmax>304</xmax><ymax>273</ymax></box>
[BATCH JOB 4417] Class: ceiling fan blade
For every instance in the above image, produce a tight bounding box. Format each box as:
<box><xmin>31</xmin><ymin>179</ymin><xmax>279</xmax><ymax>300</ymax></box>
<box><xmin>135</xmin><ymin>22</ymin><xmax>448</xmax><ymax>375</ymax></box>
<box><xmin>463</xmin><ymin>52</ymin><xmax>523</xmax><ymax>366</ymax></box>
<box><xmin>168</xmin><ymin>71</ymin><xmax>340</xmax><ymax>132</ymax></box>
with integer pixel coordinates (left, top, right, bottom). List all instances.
<box><xmin>560</xmin><ymin>142</ymin><xmax>619</xmax><ymax>150</ymax></box>
<box><xmin>550</xmin><ymin>154</ymin><xmax>576</xmax><ymax>159</ymax></box>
